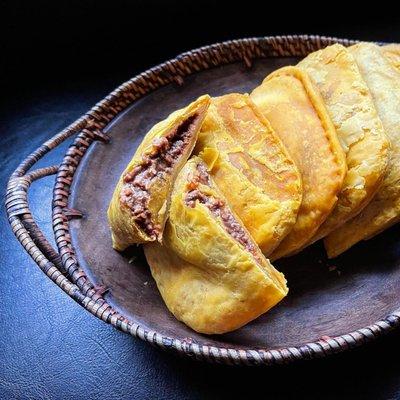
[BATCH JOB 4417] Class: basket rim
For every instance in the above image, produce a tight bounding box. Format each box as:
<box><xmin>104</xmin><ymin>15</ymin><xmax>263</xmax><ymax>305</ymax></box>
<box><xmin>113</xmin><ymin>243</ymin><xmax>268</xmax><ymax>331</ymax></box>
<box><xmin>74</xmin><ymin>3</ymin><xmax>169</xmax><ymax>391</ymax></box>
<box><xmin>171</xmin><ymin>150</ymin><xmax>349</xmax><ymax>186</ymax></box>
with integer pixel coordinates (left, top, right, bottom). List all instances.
<box><xmin>14</xmin><ymin>34</ymin><xmax>400</xmax><ymax>366</ymax></box>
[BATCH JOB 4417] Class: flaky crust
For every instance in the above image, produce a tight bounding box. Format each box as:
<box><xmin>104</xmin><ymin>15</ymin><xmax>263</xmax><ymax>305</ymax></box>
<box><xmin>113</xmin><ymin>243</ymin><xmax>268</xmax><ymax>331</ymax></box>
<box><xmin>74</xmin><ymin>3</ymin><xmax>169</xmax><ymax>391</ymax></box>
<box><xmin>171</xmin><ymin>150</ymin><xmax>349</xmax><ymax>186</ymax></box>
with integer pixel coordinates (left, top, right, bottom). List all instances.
<box><xmin>195</xmin><ymin>93</ymin><xmax>302</xmax><ymax>255</ymax></box>
<box><xmin>148</xmin><ymin>156</ymin><xmax>288</xmax><ymax>334</ymax></box>
<box><xmin>325</xmin><ymin>43</ymin><xmax>400</xmax><ymax>257</ymax></box>
<box><xmin>381</xmin><ymin>44</ymin><xmax>400</xmax><ymax>70</ymax></box>
<box><xmin>298</xmin><ymin>44</ymin><xmax>390</xmax><ymax>243</ymax></box>
<box><xmin>107</xmin><ymin>95</ymin><xmax>210</xmax><ymax>250</ymax></box>
<box><xmin>251</xmin><ymin>66</ymin><xmax>347</xmax><ymax>259</ymax></box>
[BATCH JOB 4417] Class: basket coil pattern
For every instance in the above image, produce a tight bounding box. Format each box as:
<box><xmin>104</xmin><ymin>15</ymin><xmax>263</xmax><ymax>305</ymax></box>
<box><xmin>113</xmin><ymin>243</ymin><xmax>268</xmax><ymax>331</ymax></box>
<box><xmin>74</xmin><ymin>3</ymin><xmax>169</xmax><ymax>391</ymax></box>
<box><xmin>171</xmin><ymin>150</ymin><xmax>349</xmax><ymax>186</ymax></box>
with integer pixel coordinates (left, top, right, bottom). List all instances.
<box><xmin>6</xmin><ymin>35</ymin><xmax>400</xmax><ymax>366</ymax></box>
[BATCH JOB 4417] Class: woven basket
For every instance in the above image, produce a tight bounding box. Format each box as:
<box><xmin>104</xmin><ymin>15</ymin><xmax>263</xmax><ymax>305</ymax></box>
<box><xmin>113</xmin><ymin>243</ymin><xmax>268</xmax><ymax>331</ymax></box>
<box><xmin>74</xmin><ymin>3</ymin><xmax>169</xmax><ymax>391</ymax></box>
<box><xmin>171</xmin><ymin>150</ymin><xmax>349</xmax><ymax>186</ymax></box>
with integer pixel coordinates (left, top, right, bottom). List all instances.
<box><xmin>6</xmin><ymin>35</ymin><xmax>400</xmax><ymax>366</ymax></box>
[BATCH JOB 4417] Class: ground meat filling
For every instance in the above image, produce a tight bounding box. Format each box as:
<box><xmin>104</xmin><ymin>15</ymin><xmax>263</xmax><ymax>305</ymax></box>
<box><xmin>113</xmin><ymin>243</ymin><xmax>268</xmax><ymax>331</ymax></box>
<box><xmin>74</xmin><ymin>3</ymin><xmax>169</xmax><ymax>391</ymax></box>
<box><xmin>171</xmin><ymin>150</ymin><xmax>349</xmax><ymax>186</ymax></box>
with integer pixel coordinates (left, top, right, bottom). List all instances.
<box><xmin>121</xmin><ymin>114</ymin><xmax>200</xmax><ymax>238</ymax></box>
<box><xmin>186</xmin><ymin>164</ymin><xmax>263</xmax><ymax>264</ymax></box>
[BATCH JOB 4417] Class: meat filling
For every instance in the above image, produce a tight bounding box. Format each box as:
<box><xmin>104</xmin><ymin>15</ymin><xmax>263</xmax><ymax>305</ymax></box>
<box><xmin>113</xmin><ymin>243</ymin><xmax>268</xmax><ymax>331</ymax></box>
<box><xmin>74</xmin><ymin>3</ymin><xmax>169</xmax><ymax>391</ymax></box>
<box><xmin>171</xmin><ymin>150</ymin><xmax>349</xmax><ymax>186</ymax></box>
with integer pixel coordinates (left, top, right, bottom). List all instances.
<box><xmin>186</xmin><ymin>163</ymin><xmax>263</xmax><ymax>264</ymax></box>
<box><xmin>121</xmin><ymin>114</ymin><xmax>199</xmax><ymax>238</ymax></box>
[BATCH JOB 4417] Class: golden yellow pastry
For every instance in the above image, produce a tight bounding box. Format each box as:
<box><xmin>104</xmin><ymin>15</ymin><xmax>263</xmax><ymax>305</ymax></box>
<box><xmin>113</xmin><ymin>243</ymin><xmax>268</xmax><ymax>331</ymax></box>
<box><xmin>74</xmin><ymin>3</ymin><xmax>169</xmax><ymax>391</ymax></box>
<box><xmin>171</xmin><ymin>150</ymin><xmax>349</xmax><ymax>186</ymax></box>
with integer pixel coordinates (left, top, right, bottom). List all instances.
<box><xmin>251</xmin><ymin>66</ymin><xmax>347</xmax><ymax>260</ymax></box>
<box><xmin>381</xmin><ymin>44</ymin><xmax>400</xmax><ymax>70</ymax></box>
<box><xmin>195</xmin><ymin>93</ymin><xmax>302</xmax><ymax>255</ymax></box>
<box><xmin>145</xmin><ymin>156</ymin><xmax>288</xmax><ymax>334</ymax></box>
<box><xmin>325</xmin><ymin>43</ymin><xmax>400</xmax><ymax>257</ymax></box>
<box><xmin>298</xmin><ymin>44</ymin><xmax>390</xmax><ymax>244</ymax></box>
<box><xmin>107</xmin><ymin>95</ymin><xmax>210</xmax><ymax>250</ymax></box>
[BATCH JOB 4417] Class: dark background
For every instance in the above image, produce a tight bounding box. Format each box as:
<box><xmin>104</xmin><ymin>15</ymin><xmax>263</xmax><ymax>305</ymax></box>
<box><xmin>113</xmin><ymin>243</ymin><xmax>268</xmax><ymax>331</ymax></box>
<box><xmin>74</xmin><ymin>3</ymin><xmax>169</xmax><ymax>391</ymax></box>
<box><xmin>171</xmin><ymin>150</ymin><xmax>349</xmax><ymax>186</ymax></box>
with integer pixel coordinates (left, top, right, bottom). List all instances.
<box><xmin>2</xmin><ymin>1</ymin><xmax>400</xmax><ymax>103</ymax></box>
<box><xmin>1</xmin><ymin>1</ymin><xmax>400</xmax><ymax>399</ymax></box>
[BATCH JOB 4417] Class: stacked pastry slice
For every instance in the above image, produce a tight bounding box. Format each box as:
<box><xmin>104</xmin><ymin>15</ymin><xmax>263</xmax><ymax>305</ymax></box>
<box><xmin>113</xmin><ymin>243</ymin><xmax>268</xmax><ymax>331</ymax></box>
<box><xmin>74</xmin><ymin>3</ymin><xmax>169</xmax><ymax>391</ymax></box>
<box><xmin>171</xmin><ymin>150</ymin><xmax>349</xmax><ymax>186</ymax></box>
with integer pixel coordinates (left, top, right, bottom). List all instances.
<box><xmin>108</xmin><ymin>41</ymin><xmax>400</xmax><ymax>335</ymax></box>
<box><xmin>324</xmin><ymin>43</ymin><xmax>400</xmax><ymax>257</ymax></box>
<box><xmin>195</xmin><ymin>93</ymin><xmax>302</xmax><ymax>256</ymax></box>
<box><xmin>108</xmin><ymin>95</ymin><xmax>210</xmax><ymax>250</ymax></box>
<box><xmin>297</xmin><ymin>44</ymin><xmax>390</xmax><ymax>250</ymax></box>
<box><xmin>145</xmin><ymin>157</ymin><xmax>288</xmax><ymax>334</ymax></box>
<box><xmin>250</xmin><ymin>66</ymin><xmax>347</xmax><ymax>259</ymax></box>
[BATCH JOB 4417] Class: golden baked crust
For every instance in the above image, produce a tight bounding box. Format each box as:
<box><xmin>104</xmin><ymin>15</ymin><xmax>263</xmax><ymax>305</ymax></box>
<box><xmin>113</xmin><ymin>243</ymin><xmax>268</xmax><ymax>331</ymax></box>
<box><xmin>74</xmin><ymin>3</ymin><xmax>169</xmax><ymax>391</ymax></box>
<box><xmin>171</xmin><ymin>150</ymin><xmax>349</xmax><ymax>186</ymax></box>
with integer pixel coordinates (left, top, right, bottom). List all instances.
<box><xmin>251</xmin><ymin>66</ymin><xmax>347</xmax><ymax>259</ymax></box>
<box><xmin>381</xmin><ymin>44</ymin><xmax>400</xmax><ymax>70</ymax></box>
<box><xmin>146</xmin><ymin>157</ymin><xmax>288</xmax><ymax>334</ymax></box>
<box><xmin>325</xmin><ymin>43</ymin><xmax>400</xmax><ymax>257</ymax></box>
<box><xmin>298</xmin><ymin>44</ymin><xmax>390</xmax><ymax>244</ymax></box>
<box><xmin>195</xmin><ymin>93</ymin><xmax>302</xmax><ymax>255</ymax></box>
<box><xmin>107</xmin><ymin>95</ymin><xmax>210</xmax><ymax>250</ymax></box>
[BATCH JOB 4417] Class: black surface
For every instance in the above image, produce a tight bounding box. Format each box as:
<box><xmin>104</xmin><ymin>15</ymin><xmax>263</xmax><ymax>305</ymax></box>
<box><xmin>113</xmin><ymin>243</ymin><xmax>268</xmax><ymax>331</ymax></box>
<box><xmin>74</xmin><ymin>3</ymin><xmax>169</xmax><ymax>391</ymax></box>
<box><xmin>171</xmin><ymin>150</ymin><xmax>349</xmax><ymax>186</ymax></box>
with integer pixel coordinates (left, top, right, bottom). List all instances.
<box><xmin>2</xmin><ymin>1</ymin><xmax>400</xmax><ymax>399</ymax></box>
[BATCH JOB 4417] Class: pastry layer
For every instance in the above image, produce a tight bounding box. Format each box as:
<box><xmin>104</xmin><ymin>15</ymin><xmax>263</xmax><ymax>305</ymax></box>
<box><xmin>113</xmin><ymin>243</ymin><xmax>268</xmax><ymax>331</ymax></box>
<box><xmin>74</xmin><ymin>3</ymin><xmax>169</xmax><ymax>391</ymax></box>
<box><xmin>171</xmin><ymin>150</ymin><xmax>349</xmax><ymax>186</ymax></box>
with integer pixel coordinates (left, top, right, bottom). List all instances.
<box><xmin>107</xmin><ymin>95</ymin><xmax>210</xmax><ymax>250</ymax></box>
<box><xmin>325</xmin><ymin>43</ymin><xmax>400</xmax><ymax>257</ymax></box>
<box><xmin>298</xmin><ymin>44</ymin><xmax>390</xmax><ymax>244</ymax></box>
<box><xmin>148</xmin><ymin>156</ymin><xmax>288</xmax><ymax>334</ymax></box>
<box><xmin>195</xmin><ymin>93</ymin><xmax>302</xmax><ymax>255</ymax></box>
<box><xmin>251</xmin><ymin>66</ymin><xmax>347</xmax><ymax>259</ymax></box>
<box><xmin>381</xmin><ymin>44</ymin><xmax>400</xmax><ymax>70</ymax></box>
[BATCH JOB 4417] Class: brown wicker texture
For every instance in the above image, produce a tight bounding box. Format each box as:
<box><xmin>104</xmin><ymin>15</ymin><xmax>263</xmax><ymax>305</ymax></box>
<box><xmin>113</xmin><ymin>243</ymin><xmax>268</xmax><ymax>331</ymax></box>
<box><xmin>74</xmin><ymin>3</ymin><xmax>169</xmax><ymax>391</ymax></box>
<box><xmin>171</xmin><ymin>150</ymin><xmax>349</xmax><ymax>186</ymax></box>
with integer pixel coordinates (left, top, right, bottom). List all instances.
<box><xmin>6</xmin><ymin>35</ymin><xmax>400</xmax><ymax>366</ymax></box>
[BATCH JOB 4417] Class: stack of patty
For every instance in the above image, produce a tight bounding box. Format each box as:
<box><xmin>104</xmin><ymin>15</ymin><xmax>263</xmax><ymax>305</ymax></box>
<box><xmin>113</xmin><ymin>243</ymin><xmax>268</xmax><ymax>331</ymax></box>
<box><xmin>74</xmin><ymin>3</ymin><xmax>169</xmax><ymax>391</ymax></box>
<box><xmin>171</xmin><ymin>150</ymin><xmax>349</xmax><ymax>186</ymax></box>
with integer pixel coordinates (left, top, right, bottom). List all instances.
<box><xmin>108</xmin><ymin>42</ymin><xmax>400</xmax><ymax>334</ymax></box>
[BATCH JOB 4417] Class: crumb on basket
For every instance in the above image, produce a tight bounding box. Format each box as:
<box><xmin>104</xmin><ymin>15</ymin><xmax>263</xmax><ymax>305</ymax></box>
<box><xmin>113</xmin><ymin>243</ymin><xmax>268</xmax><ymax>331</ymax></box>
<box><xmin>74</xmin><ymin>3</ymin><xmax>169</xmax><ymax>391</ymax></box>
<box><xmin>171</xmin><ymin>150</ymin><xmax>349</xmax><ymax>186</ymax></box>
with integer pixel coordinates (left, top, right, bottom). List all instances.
<box><xmin>328</xmin><ymin>264</ymin><xmax>342</xmax><ymax>276</ymax></box>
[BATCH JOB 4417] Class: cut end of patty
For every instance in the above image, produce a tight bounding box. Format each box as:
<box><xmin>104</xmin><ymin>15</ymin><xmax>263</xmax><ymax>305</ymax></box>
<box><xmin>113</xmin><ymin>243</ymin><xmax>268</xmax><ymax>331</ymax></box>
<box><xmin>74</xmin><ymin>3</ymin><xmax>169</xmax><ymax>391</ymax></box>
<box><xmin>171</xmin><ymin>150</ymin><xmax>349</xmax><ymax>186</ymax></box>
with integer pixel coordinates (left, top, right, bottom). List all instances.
<box><xmin>121</xmin><ymin>113</ymin><xmax>201</xmax><ymax>239</ymax></box>
<box><xmin>184</xmin><ymin>161</ymin><xmax>264</xmax><ymax>265</ymax></box>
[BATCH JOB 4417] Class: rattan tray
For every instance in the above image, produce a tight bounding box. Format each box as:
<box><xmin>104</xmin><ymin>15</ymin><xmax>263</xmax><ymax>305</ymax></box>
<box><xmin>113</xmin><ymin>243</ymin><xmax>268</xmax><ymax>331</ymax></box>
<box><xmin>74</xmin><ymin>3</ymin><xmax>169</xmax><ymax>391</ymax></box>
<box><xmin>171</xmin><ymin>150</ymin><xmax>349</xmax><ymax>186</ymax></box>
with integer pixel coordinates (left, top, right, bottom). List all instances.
<box><xmin>6</xmin><ymin>35</ymin><xmax>400</xmax><ymax>366</ymax></box>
